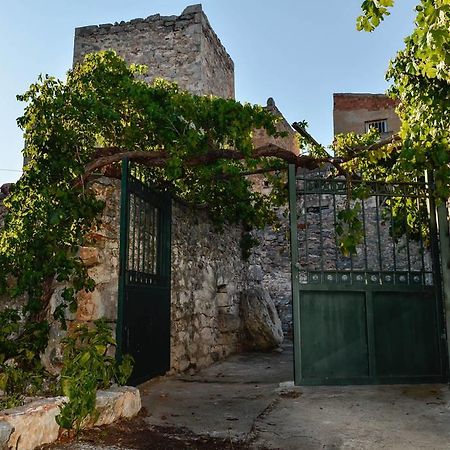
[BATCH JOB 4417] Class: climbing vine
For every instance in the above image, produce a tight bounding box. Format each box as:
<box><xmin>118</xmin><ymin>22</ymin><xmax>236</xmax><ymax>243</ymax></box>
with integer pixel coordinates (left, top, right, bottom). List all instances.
<box><xmin>56</xmin><ymin>320</ymin><xmax>133</xmax><ymax>431</ymax></box>
<box><xmin>0</xmin><ymin>50</ymin><xmax>300</xmax><ymax>314</ymax></box>
<box><xmin>0</xmin><ymin>50</ymin><xmax>309</xmax><ymax>424</ymax></box>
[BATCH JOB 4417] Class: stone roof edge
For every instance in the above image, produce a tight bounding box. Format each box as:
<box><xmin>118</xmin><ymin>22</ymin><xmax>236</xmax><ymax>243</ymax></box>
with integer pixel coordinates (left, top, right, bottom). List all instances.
<box><xmin>75</xmin><ymin>4</ymin><xmax>203</xmax><ymax>36</ymax></box>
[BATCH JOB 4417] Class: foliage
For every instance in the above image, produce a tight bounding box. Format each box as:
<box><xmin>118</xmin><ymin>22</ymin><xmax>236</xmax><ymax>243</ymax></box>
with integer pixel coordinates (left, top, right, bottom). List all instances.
<box><xmin>357</xmin><ymin>0</ymin><xmax>450</xmax><ymax>198</ymax></box>
<box><xmin>0</xmin><ymin>308</ymin><xmax>53</xmax><ymax>402</ymax></box>
<box><xmin>0</xmin><ymin>50</ymin><xmax>286</xmax><ymax>422</ymax></box>
<box><xmin>0</xmin><ymin>50</ymin><xmax>285</xmax><ymax>312</ymax></box>
<box><xmin>0</xmin><ymin>308</ymin><xmax>49</xmax><ymax>369</ymax></box>
<box><xmin>357</xmin><ymin>0</ymin><xmax>395</xmax><ymax>32</ymax></box>
<box><xmin>316</xmin><ymin>0</ymin><xmax>450</xmax><ymax>254</ymax></box>
<box><xmin>336</xmin><ymin>202</ymin><xmax>365</xmax><ymax>257</ymax></box>
<box><xmin>56</xmin><ymin>320</ymin><xmax>133</xmax><ymax>431</ymax></box>
<box><xmin>0</xmin><ymin>393</ymin><xmax>24</xmax><ymax>410</ymax></box>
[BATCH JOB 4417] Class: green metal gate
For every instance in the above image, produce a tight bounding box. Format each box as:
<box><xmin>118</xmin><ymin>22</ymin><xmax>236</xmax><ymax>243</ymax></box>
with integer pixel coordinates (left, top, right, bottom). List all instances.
<box><xmin>288</xmin><ymin>165</ymin><xmax>448</xmax><ymax>385</ymax></box>
<box><xmin>117</xmin><ymin>159</ymin><xmax>172</xmax><ymax>385</ymax></box>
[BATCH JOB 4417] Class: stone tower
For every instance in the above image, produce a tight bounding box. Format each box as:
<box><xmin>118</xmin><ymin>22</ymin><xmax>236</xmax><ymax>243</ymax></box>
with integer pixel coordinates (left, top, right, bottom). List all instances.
<box><xmin>73</xmin><ymin>4</ymin><xmax>235</xmax><ymax>99</ymax></box>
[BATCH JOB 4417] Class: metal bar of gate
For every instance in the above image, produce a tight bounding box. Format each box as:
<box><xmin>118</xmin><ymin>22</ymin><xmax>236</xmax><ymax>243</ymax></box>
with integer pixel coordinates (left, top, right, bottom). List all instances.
<box><xmin>427</xmin><ymin>172</ymin><xmax>448</xmax><ymax>378</ymax></box>
<box><xmin>288</xmin><ymin>164</ymin><xmax>302</xmax><ymax>385</ymax></box>
<box><xmin>437</xmin><ymin>203</ymin><xmax>450</xmax><ymax>377</ymax></box>
<box><xmin>116</xmin><ymin>157</ymin><xmax>130</xmax><ymax>361</ymax></box>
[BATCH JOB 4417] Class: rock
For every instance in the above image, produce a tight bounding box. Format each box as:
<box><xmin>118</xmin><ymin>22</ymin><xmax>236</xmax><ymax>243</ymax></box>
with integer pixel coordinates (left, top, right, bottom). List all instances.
<box><xmin>87</xmin><ymin>386</ymin><xmax>141</xmax><ymax>427</ymax></box>
<box><xmin>0</xmin><ymin>184</ymin><xmax>13</xmax><ymax>196</ymax></box>
<box><xmin>240</xmin><ymin>287</ymin><xmax>283</xmax><ymax>351</ymax></box>
<box><xmin>181</xmin><ymin>4</ymin><xmax>202</xmax><ymax>15</ymax></box>
<box><xmin>248</xmin><ymin>264</ymin><xmax>264</xmax><ymax>282</ymax></box>
<box><xmin>78</xmin><ymin>246</ymin><xmax>101</xmax><ymax>267</ymax></box>
<box><xmin>0</xmin><ymin>397</ymin><xmax>64</xmax><ymax>450</ymax></box>
<box><xmin>145</xmin><ymin>14</ymin><xmax>160</xmax><ymax>22</ymax></box>
<box><xmin>0</xmin><ymin>387</ymin><xmax>141</xmax><ymax>449</ymax></box>
<box><xmin>40</xmin><ymin>322</ymin><xmax>67</xmax><ymax>375</ymax></box>
<box><xmin>0</xmin><ymin>421</ymin><xmax>13</xmax><ymax>450</ymax></box>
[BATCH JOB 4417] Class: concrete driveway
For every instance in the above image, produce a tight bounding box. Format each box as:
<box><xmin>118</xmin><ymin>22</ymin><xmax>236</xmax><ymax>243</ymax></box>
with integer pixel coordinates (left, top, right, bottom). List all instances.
<box><xmin>49</xmin><ymin>343</ymin><xmax>450</xmax><ymax>449</ymax></box>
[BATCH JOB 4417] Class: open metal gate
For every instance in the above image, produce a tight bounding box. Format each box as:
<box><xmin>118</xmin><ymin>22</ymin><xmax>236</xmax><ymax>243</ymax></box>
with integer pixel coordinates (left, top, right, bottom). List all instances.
<box><xmin>288</xmin><ymin>165</ymin><xmax>447</xmax><ymax>385</ymax></box>
<box><xmin>117</xmin><ymin>159</ymin><xmax>171</xmax><ymax>385</ymax></box>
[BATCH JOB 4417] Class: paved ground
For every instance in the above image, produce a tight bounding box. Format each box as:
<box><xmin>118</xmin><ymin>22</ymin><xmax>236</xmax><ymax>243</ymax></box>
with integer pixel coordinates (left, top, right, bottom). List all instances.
<box><xmin>48</xmin><ymin>344</ymin><xmax>450</xmax><ymax>449</ymax></box>
<box><xmin>139</xmin><ymin>345</ymin><xmax>294</xmax><ymax>443</ymax></box>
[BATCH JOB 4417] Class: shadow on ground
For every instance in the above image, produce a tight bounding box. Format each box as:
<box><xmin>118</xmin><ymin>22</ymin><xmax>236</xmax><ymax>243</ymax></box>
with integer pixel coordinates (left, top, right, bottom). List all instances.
<box><xmin>42</xmin><ymin>344</ymin><xmax>293</xmax><ymax>449</ymax></box>
<box><xmin>44</xmin><ymin>342</ymin><xmax>450</xmax><ymax>449</ymax></box>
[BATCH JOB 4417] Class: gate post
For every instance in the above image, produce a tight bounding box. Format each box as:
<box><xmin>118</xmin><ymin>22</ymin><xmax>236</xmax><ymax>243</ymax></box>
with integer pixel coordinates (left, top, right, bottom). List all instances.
<box><xmin>116</xmin><ymin>157</ymin><xmax>129</xmax><ymax>362</ymax></box>
<box><xmin>288</xmin><ymin>164</ymin><xmax>301</xmax><ymax>385</ymax></box>
<box><xmin>437</xmin><ymin>203</ymin><xmax>450</xmax><ymax>377</ymax></box>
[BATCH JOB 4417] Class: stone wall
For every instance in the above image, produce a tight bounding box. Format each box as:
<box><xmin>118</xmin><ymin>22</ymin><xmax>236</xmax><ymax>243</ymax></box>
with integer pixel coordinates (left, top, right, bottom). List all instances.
<box><xmin>170</xmin><ymin>203</ymin><xmax>248</xmax><ymax>373</ymax></box>
<box><xmin>73</xmin><ymin>4</ymin><xmax>234</xmax><ymax>99</ymax></box>
<box><xmin>43</xmin><ymin>177</ymin><xmax>257</xmax><ymax>374</ymax></box>
<box><xmin>252</xmin><ymin>98</ymin><xmax>300</xmax><ymax>156</ymax></box>
<box><xmin>247</xmin><ymin>96</ymin><xmax>299</xmax><ymax>337</ymax></box>
<box><xmin>198</xmin><ymin>8</ymin><xmax>235</xmax><ymax>99</ymax></box>
<box><xmin>44</xmin><ymin>177</ymin><xmax>122</xmax><ymax>371</ymax></box>
<box><xmin>250</xmin><ymin>207</ymin><xmax>293</xmax><ymax>338</ymax></box>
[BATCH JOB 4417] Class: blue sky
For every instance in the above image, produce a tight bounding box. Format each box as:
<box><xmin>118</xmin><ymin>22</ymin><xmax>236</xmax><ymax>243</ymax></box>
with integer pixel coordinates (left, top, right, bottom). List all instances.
<box><xmin>0</xmin><ymin>1</ymin><xmax>416</xmax><ymax>186</ymax></box>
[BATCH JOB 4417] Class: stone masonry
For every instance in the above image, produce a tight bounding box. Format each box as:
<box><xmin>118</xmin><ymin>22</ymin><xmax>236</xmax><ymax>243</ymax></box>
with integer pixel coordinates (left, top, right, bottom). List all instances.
<box><xmin>70</xmin><ymin>5</ymin><xmax>290</xmax><ymax>350</ymax></box>
<box><xmin>43</xmin><ymin>177</ymin><xmax>262</xmax><ymax>374</ymax></box>
<box><xmin>250</xmin><ymin>205</ymin><xmax>293</xmax><ymax>337</ymax></box>
<box><xmin>170</xmin><ymin>202</ymin><xmax>248</xmax><ymax>372</ymax></box>
<box><xmin>249</xmin><ymin>97</ymin><xmax>299</xmax><ymax>337</ymax></box>
<box><xmin>73</xmin><ymin>4</ymin><xmax>235</xmax><ymax>99</ymax></box>
<box><xmin>44</xmin><ymin>177</ymin><xmax>122</xmax><ymax>372</ymax></box>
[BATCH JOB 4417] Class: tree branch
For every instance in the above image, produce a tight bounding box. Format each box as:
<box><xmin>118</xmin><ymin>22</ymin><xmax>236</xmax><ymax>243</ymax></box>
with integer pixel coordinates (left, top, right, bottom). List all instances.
<box><xmin>82</xmin><ymin>144</ymin><xmax>328</xmax><ymax>182</ymax></box>
<box><xmin>81</xmin><ymin>135</ymin><xmax>402</xmax><ymax>186</ymax></box>
<box><xmin>345</xmin><ymin>133</ymin><xmax>401</xmax><ymax>156</ymax></box>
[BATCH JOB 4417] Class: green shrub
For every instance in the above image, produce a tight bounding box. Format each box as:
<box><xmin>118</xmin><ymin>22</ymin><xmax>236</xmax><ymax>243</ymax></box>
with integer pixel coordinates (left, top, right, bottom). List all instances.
<box><xmin>56</xmin><ymin>319</ymin><xmax>133</xmax><ymax>431</ymax></box>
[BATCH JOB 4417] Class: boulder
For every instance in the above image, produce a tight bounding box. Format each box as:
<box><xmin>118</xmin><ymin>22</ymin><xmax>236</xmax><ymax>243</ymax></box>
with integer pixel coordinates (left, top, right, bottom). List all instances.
<box><xmin>0</xmin><ymin>387</ymin><xmax>141</xmax><ymax>450</ymax></box>
<box><xmin>240</xmin><ymin>287</ymin><xmax>283</xmax><ymax>351</ymax></box>
<box><xmin>0</xmin><ymin>421</ymin><xmax>13</xmax><ymax>450</ymax></box>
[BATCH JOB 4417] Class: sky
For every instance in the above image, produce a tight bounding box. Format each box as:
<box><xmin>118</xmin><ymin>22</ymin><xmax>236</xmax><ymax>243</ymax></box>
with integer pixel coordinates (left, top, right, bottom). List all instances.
<box><xmin>0</xmin><ymin>0</ymin><xmax>417</xmax><ymax>186</ymax></box>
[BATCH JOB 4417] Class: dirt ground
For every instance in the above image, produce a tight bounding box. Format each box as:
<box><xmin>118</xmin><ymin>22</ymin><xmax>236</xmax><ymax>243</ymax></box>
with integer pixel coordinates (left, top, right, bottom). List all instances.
<box><xmin>44</xmin><ymin>415</ymin><xmax>260</xmax><ymax>449</ymax></box>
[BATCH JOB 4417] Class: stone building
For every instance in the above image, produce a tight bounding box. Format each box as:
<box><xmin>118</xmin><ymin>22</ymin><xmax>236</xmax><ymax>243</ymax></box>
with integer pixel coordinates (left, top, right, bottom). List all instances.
<box><xmin>333</xmin><ymin>93</ymin><xmax>400</xmax><ymax>138</ymax></box>
<box><xmin>73</xmin><ymin>4</ymin><xmax>234</xmax><ymax>99</ymax></box>
<box><xmin>52</xmin><ymin>4</ymin><xmax>289</xmax><ymax>382</ymax></box>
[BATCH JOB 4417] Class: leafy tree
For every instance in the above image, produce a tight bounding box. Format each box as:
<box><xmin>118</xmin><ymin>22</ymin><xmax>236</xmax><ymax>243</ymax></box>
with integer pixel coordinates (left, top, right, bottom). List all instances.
<box><xmin>356</xmin><ymin>0</ymin><xmax>449</xmax><ymax>196</ymax></box>
<box><xmin>318</xmin><ymin>1</ymin><xmax>450</xmax><ymax>253</ymax></box>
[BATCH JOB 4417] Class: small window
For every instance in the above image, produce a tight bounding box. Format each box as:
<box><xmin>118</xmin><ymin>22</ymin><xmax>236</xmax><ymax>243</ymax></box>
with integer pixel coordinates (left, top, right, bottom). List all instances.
<box><xmin>365</xmin><ymin>119</ymin><xmax>388</xmax><ymax>134</ymax></box>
